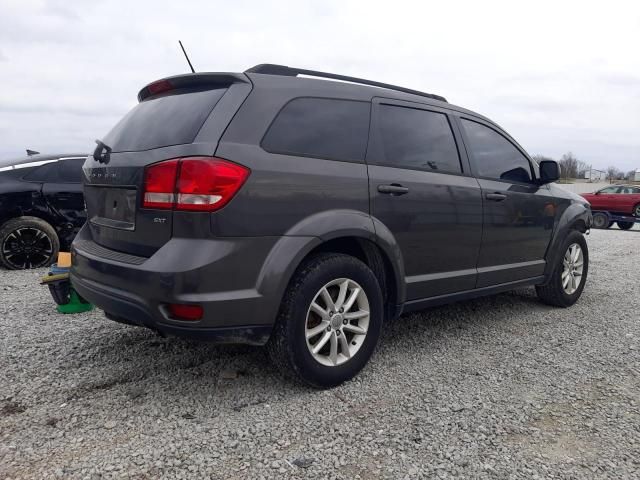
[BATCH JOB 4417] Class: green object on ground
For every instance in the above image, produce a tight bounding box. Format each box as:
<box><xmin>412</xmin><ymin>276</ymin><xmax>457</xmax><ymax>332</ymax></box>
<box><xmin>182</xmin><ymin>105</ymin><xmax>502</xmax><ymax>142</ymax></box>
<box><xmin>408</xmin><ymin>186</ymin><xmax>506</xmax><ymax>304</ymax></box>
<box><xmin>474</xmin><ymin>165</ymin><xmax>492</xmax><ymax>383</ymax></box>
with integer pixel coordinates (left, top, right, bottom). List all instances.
<box><xmin>57</xmin><ymin>289</ymin><xmax>93</xmax><ymax>314</ymax></box>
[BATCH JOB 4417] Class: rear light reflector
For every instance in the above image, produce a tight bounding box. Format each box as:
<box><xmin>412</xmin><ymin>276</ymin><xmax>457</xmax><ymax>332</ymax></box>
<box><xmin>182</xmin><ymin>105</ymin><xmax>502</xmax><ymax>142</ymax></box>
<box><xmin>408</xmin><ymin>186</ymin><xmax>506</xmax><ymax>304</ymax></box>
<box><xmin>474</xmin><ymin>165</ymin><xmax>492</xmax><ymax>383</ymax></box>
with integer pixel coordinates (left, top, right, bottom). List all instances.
<box><xmin>142</xmin><ymin>157</ymin><xmax>249</xmax><ymax>212</ymax></box>
<box><xmin>167</xmin><ymin>303</ymin><xmax>203</xmax><ymax>321</ymax></box>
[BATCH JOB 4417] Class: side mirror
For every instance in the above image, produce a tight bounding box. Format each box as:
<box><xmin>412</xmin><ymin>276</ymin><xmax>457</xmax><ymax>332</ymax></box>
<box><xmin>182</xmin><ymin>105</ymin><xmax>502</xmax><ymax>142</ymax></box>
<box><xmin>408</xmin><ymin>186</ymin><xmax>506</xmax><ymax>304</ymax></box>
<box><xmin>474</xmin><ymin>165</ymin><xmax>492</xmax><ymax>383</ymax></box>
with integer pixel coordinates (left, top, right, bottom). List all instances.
<box><xmin>538</xmin><ymin>160</ymin><xmax>560</xmax><ymax>184</ymax></box>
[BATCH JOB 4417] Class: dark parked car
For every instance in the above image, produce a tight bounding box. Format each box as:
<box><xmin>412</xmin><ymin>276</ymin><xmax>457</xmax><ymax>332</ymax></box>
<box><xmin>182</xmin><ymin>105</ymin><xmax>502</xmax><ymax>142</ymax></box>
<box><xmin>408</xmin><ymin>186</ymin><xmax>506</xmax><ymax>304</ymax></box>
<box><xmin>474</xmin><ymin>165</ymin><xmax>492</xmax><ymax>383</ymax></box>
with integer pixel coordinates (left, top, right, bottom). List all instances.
<box><xmin>71</xmin><ymin>65</ymin><xmax>592</xmax><ymax>387</ymax></box>
<box><xmin>0</xmin><ymin>153</ymin><xmax>87</xmax><ymax>269</ymax></box>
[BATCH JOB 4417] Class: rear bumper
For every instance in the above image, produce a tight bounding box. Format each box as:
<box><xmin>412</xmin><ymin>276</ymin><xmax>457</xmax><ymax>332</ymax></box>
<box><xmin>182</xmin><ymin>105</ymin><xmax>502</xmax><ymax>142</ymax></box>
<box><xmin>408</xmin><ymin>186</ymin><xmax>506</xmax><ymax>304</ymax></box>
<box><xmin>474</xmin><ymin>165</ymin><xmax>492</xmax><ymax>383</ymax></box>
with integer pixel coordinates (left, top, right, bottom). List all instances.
<box><xmin>70</xmin><ymin>224</ymin><xmax>284</xmax><ymax>344</ymax></box>
<box><xmin>71</xmin><ymin>274</ymin><xmax>272</xmax><ymax>344</ymax></box>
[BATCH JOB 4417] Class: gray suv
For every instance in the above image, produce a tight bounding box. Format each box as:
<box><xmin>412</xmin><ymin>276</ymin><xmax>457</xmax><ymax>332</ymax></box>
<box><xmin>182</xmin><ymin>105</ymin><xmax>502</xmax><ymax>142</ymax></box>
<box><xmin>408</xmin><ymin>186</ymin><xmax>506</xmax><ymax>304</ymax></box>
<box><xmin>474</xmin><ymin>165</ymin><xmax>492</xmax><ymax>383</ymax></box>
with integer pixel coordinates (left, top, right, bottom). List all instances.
<box><xmin>71</xmin><ymin>64</ymin><xmax>592</xmax><ymax>388</ymax></box>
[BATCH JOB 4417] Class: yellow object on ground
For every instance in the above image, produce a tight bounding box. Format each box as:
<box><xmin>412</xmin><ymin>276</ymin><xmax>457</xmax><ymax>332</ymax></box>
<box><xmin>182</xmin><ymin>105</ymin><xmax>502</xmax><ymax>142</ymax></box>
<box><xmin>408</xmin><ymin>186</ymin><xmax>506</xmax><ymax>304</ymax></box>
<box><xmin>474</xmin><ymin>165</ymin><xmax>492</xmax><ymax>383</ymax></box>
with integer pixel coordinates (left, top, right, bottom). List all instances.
<box><xmin>40</xmin><ymin>272</ymin><xmax>70</xmax><ymax>284</ymax></box>
<box><xmin>57</xmin><ymin>252</ymin><xmax>71</xmax><ymax>268</ymax></box>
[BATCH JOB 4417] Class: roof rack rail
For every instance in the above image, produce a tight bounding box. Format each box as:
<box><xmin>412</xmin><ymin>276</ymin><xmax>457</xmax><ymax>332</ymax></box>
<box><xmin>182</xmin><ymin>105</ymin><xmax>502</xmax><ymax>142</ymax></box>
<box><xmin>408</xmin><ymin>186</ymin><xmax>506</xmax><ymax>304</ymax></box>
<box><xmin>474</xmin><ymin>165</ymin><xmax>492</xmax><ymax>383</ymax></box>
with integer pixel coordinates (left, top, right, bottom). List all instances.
<box><xmin>245</xmin><ymin>64</ymin><xmax>447</xmax><ymax>103</ymax></box>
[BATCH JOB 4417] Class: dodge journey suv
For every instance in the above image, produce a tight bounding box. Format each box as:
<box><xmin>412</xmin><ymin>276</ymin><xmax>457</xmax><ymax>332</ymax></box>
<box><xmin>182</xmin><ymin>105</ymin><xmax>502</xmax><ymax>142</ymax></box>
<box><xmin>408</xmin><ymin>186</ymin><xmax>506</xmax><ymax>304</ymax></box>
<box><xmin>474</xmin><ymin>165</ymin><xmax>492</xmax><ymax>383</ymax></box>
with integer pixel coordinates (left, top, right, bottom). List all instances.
<box><xmin>71</xmin><ymin>64</ymin><xmax>592</xmax><ymax>388</ymax></box>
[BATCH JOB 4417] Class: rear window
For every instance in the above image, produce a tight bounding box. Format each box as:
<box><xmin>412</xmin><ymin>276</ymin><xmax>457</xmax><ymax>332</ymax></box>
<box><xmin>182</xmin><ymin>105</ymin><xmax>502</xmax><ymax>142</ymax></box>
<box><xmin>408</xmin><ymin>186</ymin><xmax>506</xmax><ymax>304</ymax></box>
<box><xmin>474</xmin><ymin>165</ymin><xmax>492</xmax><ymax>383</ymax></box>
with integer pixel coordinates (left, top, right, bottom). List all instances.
<box><xmin>23</xmin><ymin>162</ymin><xmax>59</xmax><ymax>182</ymax></box>
<box><xmin>58</xmin><ymin>159</ymin><xmax>85</xmax><ymax>183</ymax></box>
<box><xmin>23</xmin><ymin>159</ymin><xmax>84</xmax><ymax>183</ymax></box>
<box><xmin>102</xmin><ymin>87</ymin><xmax>227</xmax><ymax>153</ymax></box>
<box><xmin>372</xmin><ymin>104</ymin><xmax>461</xmax><ymax>174</ymax></box>
<box><xmin>261</xmin><ymin>97</ymin><xmax>370</xmax><ymax>162</ymax></box>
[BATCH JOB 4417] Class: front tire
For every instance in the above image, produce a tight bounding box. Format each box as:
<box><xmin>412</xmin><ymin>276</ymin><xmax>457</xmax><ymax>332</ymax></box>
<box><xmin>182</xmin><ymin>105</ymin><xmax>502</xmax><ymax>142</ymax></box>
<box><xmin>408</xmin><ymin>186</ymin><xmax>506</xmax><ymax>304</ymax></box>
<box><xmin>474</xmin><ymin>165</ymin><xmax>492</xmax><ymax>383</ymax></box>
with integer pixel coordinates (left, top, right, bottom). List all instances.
<box><xmin>536</xmin><ymin>230</ymin><xmax>588</xmax><ymax>307</ymax></box>
<box><xmin>0</xmin><ymin>216</ymin><xmax>59</xmax><ymax>270</ymax></box>
<box><xmin>592</xmin><ymin>212</ymin><xmax>609</xmax><ymax>229</ymax></box>
<box><xmin>267</xmin><ymin>253</ymin><xmax>383</xmax><ymax>389</ymax></box>
<box><xmin>617</xmin><ymin>221</ymin><xmax>634</xmax><ymax>230</ymax></box>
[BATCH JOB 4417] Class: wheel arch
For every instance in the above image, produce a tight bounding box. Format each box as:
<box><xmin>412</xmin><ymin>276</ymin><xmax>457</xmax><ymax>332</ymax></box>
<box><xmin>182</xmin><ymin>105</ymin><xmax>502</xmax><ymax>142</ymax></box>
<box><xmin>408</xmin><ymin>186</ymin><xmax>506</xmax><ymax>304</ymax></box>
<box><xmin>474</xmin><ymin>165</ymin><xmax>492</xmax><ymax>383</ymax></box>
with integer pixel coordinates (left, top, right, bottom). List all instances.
<box><xmin>543</xmin><ymin>202</ymin><xmax>591</xmax><ymax>280</ymax></box>
<box><xmin>255</xmin><ymin>210</ymin><xmax>406</xmax><ymax>325</ymax></box>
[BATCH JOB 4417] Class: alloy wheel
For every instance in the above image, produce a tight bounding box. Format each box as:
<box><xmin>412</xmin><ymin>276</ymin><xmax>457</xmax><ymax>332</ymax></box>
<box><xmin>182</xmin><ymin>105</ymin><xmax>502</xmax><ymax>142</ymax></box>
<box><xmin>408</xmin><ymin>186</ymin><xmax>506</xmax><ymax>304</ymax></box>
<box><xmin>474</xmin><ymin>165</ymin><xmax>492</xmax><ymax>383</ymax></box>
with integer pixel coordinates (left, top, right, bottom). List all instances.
<box><xmin>305</xmin><ymin>278</ymin><xmax>370</xmax><ymax>367</ymax></box>
<box><xmin>1</xmin><ymin>227</ymin><xmax>54</xmax><ymax>269</ymax></box>
<box><xmin>561</xmin><ymin>243</ymin><xmax>584</xmax><ymax>295</ymax></box>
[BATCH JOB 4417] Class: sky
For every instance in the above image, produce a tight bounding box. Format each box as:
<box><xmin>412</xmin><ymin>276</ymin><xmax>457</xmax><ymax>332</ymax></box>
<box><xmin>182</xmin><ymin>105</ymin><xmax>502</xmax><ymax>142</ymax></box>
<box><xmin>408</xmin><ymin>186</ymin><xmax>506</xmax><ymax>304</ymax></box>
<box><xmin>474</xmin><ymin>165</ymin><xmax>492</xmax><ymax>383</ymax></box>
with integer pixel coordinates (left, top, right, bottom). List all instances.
<box><xmin>0</xmin><ymin>0</ymin><xmax>639</xmax><ymax>172</ymax></box>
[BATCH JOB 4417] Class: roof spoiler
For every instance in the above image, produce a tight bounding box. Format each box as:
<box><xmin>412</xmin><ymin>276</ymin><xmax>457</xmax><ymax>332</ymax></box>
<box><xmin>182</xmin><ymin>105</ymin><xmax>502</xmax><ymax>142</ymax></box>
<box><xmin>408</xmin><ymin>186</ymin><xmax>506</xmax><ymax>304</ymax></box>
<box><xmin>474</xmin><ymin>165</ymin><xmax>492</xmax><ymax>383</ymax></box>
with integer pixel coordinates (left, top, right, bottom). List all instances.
<box><xmin>245</xmin><ymin>63</ymin><xmax>447</xmax><ymax>103</ymax></box>
<box><xmin>137</xmin><ymin>72</ymin><xmax>249</xmax><ymax>102</ymax></box>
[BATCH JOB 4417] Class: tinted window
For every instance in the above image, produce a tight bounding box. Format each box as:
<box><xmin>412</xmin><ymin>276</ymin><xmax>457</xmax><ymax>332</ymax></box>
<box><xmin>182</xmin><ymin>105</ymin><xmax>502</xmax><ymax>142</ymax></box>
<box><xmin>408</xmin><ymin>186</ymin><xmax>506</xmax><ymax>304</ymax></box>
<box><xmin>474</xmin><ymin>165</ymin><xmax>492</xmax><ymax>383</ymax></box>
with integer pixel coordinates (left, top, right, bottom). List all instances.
<box><xmin>58</xmin><ymin>159</ymin><xmax>85</xmax><ymax>183</ymax></box>
<box><xmin>599</xmin><ymin>186</ymin><xmax>619</xmax><ymax>194</ymax></box>
<box><xmin>102</xmin><ymin>87</ymin><xmax>227</xmax><ymax>153</ymax></box>
<box><xmin>461</xmin><ymin>119</ymin><xmax>532</xmax><ymax>183</ymax></box>
<box><xmin>262</xmin><ymin>98</ymin><xmax>370</xmax><ymax>162</ymax></box>
<box><xmin>374</xmin><ymin>105</ymin><xmax>461</xmax><ymax>173</ymax></box>
<box><xmin>23</xmin><ymin>162</ymin><xmax>60</xmax><ymax>182</ymax></box>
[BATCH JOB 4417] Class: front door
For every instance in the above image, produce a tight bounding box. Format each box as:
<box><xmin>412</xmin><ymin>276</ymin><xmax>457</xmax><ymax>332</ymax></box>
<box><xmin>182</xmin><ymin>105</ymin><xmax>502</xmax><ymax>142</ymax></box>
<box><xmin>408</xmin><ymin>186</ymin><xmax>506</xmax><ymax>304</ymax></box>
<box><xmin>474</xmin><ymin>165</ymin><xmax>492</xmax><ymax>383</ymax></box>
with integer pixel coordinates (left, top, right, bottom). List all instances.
<box><xmin>367</xmin><ymin>99</ymin><xmax>483</xmax><ymax>300</ymax></box>
<box><xmin>458</xmin><ymin>117</ymin><xmax>556</xmax><ymax>287</ymax></box>
<box><xmin>588</xmin><ymin>186</ymin><xmax>620</xmax><ymax>211</ymax></box>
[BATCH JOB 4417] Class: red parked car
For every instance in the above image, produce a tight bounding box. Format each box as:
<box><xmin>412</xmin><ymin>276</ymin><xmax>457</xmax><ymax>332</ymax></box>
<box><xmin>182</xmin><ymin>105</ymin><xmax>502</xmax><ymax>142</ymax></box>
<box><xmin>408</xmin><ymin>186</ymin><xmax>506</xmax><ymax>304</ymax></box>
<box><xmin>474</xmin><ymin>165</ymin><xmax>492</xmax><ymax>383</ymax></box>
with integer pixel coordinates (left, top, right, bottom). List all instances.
<box><xmin>581</xmin><ymin>185</ymin><xmax>640</xmax><ymax>229</ymax></box>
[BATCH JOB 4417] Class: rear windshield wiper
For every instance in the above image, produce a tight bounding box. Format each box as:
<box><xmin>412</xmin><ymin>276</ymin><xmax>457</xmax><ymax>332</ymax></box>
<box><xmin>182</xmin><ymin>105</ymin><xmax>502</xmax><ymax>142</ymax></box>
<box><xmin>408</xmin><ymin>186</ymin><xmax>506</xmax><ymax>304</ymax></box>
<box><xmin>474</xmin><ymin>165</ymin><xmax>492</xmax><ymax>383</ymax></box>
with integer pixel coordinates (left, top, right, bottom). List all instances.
<box><xmin>94</xmin><ymin>140</ymin><xmax>112</xmax><ymax>165</ymax></box>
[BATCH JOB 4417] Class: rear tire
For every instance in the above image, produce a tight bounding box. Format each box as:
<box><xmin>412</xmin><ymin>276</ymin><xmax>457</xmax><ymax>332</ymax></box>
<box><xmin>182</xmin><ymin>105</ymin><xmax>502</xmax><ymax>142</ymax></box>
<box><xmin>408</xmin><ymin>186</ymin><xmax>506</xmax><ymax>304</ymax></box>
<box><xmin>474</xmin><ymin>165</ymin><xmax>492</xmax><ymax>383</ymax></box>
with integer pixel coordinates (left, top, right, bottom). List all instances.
<box><xmin>617</xmin><ymin>221</ymin><xmax>634</xmax><ymax>230</ymax></box>
<box><xmin>267</xmin><ymin>253</ymin><xmax>383</xmax><ymax>389</ymax></box>
<box><xmin>536</xmin><ymin>230</ymin><xmax>588</xmax><ymax>308</ymax></box>
<box><xmin>633</xmin><ymin>204</ymin><xmax>640</xmax><ymax>218</ymax></box>
<box><xmin>591</xmin><ymin>212</ymin><xmax>609</xmax><ymax>229</ymax></box>
<box><xmin>0</xmin><ymin>217</ymin><xmax>59</xmax><ymax>270</ymax></box>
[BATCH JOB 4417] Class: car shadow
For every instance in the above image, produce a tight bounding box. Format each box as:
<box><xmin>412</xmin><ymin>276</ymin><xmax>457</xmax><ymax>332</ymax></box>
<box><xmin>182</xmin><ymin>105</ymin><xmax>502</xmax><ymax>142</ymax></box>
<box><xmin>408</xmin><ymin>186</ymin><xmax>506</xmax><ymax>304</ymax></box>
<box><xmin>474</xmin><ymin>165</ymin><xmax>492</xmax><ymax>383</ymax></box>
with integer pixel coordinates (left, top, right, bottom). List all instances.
<box><xmin>57</xmin><ymin>287</ymin><xmax>547</xmax><ymax>408</ymax></box>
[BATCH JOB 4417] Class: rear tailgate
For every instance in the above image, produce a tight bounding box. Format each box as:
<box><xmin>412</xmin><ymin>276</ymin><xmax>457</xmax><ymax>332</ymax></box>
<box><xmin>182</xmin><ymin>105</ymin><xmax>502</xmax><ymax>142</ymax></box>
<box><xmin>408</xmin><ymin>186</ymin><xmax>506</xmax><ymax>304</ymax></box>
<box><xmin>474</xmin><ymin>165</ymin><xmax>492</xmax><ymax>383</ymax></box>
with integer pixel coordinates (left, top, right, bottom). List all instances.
<box><xmin>82</xmin><ymin>73</ymin><xmax>251</xmax><ymax>257</ymax></box>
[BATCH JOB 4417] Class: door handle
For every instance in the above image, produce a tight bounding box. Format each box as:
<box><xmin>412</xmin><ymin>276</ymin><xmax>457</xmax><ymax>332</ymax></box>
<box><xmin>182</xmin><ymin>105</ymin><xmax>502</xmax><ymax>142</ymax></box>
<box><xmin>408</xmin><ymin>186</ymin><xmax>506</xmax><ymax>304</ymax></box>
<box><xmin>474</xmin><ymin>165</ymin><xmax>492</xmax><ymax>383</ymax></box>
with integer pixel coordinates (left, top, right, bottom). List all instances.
<box><xmin>378</xmin><ymin>184</ymin><xmax>409</xmax><ymax>195</ymax></box>
<box><xmin>485</xmin><ymin>192</ymin><xmax>507</xmax><ymax>201</ymax></box>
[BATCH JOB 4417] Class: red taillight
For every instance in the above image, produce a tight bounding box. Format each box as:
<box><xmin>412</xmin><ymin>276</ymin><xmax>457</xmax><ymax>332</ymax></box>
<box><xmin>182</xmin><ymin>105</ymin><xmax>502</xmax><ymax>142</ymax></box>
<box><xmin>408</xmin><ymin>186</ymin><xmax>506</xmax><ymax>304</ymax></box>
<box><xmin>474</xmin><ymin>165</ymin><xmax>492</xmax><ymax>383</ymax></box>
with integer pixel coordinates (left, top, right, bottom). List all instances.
<box><xmin>176</xmin><ymin>158</ymin><xmax>250</xmax><ymax>211</ymax></box>
<box><xmin>142</xmin><ymin>157</ymin><xmax>249</xmax><ymax>212</ymax></box>
<box><xmin>167</xmin><ymin>303</ymin><xmax>203</xmax><ymax>321</ymax></box>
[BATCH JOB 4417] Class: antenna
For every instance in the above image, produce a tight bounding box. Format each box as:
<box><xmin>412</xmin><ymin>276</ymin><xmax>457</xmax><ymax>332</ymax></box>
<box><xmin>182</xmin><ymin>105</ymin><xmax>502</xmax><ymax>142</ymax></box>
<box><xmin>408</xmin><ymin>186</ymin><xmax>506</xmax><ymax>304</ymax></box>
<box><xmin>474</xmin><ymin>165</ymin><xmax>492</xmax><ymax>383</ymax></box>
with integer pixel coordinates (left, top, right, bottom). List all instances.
<box><xmin>178</xmin><ymin>40</ymin><xmax>195</xmax><ymax>73</ymax></box>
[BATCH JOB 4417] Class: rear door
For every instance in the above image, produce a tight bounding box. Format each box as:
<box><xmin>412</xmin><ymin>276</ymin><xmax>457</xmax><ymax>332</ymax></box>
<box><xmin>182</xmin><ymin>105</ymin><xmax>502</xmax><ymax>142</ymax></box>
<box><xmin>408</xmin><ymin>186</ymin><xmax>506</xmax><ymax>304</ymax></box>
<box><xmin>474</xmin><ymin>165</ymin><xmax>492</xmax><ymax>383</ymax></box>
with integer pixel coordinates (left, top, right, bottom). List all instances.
<box><xmin>610</xmin><ymin>186</ymin><xmax>640</xmax><ymax>214</ymax></box>
<box><xmin>82</xmin><ymin>78</ymin><xmax>250</xmax><ymax>257</ymax></box>
<box><xmin>621</xmin><ymin>186</ymin><xmax>640</xmax><ymax>215</ymax></box>
<box><xmin>458</xmin><ymin>117</ymin><xmax>556</xmax><ymax>287</ymax></box>
<box><xmin>367</xmin><ymin>98</ymin><xmax>482</xmax><ymax>300</ymax></box>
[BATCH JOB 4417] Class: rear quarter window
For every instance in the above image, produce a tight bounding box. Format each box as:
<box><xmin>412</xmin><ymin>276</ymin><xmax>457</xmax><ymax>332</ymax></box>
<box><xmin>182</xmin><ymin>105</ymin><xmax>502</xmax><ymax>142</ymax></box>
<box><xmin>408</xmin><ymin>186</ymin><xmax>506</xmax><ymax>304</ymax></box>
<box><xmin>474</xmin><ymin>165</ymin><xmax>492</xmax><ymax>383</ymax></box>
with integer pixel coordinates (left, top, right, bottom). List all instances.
<box><xmin>23</xmin><ymin>162</ymin><xmax>60</xmax><ymax>182</ymax></box>
<box><xmin>102</xmin><ymin>87</ymin><xmax>227</xmax><ymax>153</ymax></box>
<box><xmin>57</xmin><ymin>159</ymin><xmax>85</xmax><ymax>183</ymax></box>
<box><xmin>261</xmin><ymin>97</ymin><xmax>371</xmax><ymax>162</ymax></box>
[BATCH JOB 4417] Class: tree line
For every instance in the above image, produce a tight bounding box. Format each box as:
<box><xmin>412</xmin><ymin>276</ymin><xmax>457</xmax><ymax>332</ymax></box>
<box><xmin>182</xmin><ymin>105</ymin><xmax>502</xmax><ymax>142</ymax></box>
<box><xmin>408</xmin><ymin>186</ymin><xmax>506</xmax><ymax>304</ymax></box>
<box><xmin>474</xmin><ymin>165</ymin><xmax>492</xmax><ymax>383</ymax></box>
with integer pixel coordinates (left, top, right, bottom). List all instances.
<box><xmin>532</xmin><ymin>152</ymin><xmax>636</xmax><ymax>182</ymax></box>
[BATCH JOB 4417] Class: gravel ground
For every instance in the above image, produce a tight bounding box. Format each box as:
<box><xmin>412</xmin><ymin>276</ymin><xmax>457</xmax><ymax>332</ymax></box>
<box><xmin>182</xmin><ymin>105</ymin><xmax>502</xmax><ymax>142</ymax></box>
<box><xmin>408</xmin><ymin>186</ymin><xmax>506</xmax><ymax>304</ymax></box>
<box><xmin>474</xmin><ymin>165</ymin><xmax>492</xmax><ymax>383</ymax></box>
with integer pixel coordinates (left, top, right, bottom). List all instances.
<box><xmin>1</xmin><ymin>227</ymin><xmax>639</xmax><ymax>479</ymax></box>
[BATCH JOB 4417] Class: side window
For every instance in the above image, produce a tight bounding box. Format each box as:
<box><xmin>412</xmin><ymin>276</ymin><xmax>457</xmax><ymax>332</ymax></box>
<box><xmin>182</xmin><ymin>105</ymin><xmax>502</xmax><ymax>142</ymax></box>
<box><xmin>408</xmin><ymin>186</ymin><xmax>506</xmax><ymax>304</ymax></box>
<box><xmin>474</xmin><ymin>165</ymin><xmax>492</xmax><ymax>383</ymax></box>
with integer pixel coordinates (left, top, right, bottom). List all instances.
<box><xmin>599</xmin><ymin>187</ymin><xmax>620</xmax><ymax>194</ymax></box>
<box><xmin>261</xmin><ymin>97</ymin><xmax>370</xmax><ymax>162</ymax></box>
<box><xmin>372</xmin><ymin>104</ymin><xmax>461</xmax><ymax>174</ymax></box>
<box><xmin>23</xmin><ymin>161</ymin><xmax>60</xmax><ymax>182</ymax></box>
<box><xmin>58</xmin><ymin>159</ymin><xmax>85</xmax><ymax>183</ymax></box>
<box><xmin>461</xmin><ymin>119</ymin><xmax>532</xmax><ymax>183</ymax></box>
